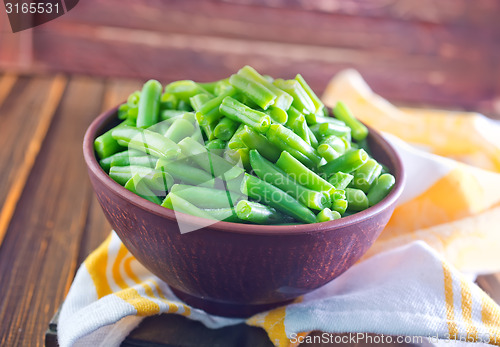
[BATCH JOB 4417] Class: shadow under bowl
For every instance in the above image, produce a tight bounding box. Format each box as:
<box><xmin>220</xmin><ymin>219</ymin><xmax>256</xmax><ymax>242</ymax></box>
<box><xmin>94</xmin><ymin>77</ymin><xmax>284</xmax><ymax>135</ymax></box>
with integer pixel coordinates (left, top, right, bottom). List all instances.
<box><xmin>83</xmin><ymin>105</ymin><xmax>405</xmax><ymax>318</ymax></box>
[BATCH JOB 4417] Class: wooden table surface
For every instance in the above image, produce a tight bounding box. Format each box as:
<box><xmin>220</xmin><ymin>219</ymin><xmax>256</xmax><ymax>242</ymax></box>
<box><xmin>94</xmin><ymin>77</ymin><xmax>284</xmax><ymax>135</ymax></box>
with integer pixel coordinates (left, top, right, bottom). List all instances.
<box><xmin>0</xmin><ymin>72</ymin><xmax>499</xmax><ymax>347</ymax></box>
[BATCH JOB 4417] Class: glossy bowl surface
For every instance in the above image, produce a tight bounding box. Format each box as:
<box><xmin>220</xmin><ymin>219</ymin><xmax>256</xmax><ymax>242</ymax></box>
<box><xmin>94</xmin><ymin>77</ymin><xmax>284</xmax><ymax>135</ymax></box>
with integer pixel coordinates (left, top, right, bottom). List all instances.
<box><xmin>83</xmin><ymin>106</ymin><xmax>405</xmax><ymax>317</ymax></box>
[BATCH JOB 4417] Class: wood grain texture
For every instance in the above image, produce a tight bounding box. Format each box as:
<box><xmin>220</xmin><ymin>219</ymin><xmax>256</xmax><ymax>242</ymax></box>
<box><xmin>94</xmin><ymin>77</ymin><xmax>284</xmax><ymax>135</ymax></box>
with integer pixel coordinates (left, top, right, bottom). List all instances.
<box><xmin>0</xmin><ymin>77</ymin><xmax>104</xmax><ymax>347</ymax></box>
<box><xmin>0</xmin><ymin>73</ymin><xmax>18</xmax><ymax>107</ymax></box>
<box><xmin>0</xmin><ymin>75</ymin><xmax>66</xmax><ymax>246</ymax></box>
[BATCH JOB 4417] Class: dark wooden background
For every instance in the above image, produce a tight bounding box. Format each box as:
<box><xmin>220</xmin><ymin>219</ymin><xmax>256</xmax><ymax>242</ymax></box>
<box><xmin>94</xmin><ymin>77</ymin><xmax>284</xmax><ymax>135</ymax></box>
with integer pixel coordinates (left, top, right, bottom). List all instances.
<box><xmin>1</xmin><ymin>1</ymin><xmax>500</xmax><ymax>346</ymax></box>
<box><xmin>1</xmin><ymin>0</ymin><xmax>500</xmax><ymax>118</ymax></box>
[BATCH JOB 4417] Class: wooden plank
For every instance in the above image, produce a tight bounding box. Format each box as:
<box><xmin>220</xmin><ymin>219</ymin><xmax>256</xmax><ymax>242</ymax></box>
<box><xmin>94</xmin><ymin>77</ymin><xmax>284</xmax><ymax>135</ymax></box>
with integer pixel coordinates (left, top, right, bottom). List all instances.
<box><xmin>31</xmin><ymin>22</ymin><xmax>497</xmax><ymax>116</ymax></box>
<box><xmin>0</xmin><ymin>75</ymin><xmax>67</xmax><ymax>246</ymax></box>
<box><xmin>0</xmin><ymin>76</ymin><xmax>105</xmax><ymax>347</ymax></box>
<box><xmin>0</xmin><ymin>73</ymin><xmax>18</xmax><ymax>107</ymax></box>
<box><xmin>0</xmin><ymin>8</ymin><xmax>33</xmax><ymax>70</ymax></box>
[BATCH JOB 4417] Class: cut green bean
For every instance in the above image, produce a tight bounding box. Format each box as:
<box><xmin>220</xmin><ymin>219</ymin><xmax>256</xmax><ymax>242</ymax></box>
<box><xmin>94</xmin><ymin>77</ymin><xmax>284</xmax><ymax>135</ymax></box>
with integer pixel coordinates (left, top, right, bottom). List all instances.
<box><xmin>197</xmin><ymin>88</ymin><xmax>237</xmax><ymax>124</ymax></box>
<box><xmin>331</xmin><ymin>198</ymin><xmax>348</xmax><ymax>215</ymax></box>
<box><xmin>319</xmin><ymin>149</ymin><xmax>368</xmax><ymax>176</ymax></box>
<box><xmin>137</xmin><ymin>80</ymin><xmax>162</xmax><ymax>128</ymax></box>
<box><xmin>178</xmin><ymin>137</ymin><xmax>244</xmax><ymax>180</ymax></box>
<box><xmin>263</xmin><ymin>106</ymin><xmax>288</xmax><ymax>124</ymax></box>
<box><xmin>109</xmin><ymin>165</ymin><xmax>173</xmax><ymax>193</ymax></box>
<box><xmin>239</xmin><ymin>125</ymin><xmax>281</xmax><ymax>162</ymax></box>
<box><xmin>203</xmin><ymin>207</ymin><xmax>241</xmax><ymax>223</ymax></box>
<box><xmin>273</xmin><ymin>79</ymin><xmax>315</xmax><ymax>115</ymax></box>
<box><xmin>333</xmin><ymin>101</ymin><xmax>368</xmax><ymax>141</ymax></box>
<box><xmin>219</xmin><ymin>96</ymin><xmax>271</xmax><ymax>133</ymax></box>
<box><xmin>156</xmin><ymin>158</ymin><xmax>215</xmax><ymax>188</ymax></box>
<box><xmin>236</xmin><ymin>200</ymin><xmax>293</xmax><ymax>224</ymax></box>
<box><xmin>190</xmin><ymin>93</ymin><xmax>211</xmax><ymax>112</ymax></box>
<box><xmin>205</xmin><ymin>139</ymin><xmax>227</xmax><ymax>150</ymax></box>
<box><xmin>316</xmin><ymin>208</ymin><xmax>341</xmax><ymax>222</ymax></box>
<box><xmin>164</xmin><ymin>118</ymin><xmax>195</xmax><ymax>143</ymax></box>
<box><xmin>170</xmin><ymin>184</ymin><xmax>241</xmax><ymax>209</ymax></box>
<box><xmin>321</xmin><ymin>135</ymin><xmax>348</xmax><ymax>154</ymax></box>
<box><xmin>317</xmin><ymin>144</ymin><xmax>340</xmax><ymax>162</ymax></box>
<box><xmin>310</xmin><ymin>122</ymin><xmax>351</xmax><ymax>139</ymax></box>
<box><xmin>214</xmin><ymin>117</ymin><xmax>239</xmax><ymax>141</ymax></box>
<box><xmin>124</xmin><ymin>174</ymin><xmax>162</xmax><ymax>205</ymax></box>
<box><xmin>241</xmin><ymin>174</ymin><xmax>316</xmax><ymax>224</ymax></box>
<box><xmin>352</xmin><ymin>159</ymin><xmax>382</xmax><ymax>193</ymax></box>
<box><xmin>295</xmin><ymin>74</ymin><xmax>324</xmax><ymax>114</ymax></box>
<box><xmin>328</xmin><ymin>172</ymin><xmax>354</xmax><ymax>190</ymax></box>
<box><xmin>110</xmin><ymin>155</ymin><xmax>157</xmax><ymax>168</ymax></box>
<box><xmin>249</xmin><ymin>150</ymin><xmax>330</xmax><ymax>210</ymax></box>
<box><xmin>238</xmin><ymin>66</ymin><xmax>293</xmax><ymax>110</ymax></box>
<box><xmin>229</xmin><ymin>74</ymin><xmax>276</xmax><ymax>110</ymax></box>
<box><xmin>99</xmin><ymin>149</ymin><xmax>145</xmax><ymax>172</ymax></box>
<box><xmin>276</xmin><ymin>151</ymin><xmax>334</xmax><ymax>193</ymax></box>
<box><xmin>345</xmin><ymin>188</ymin><xmax>369</xmax><ymax>211</ymax></box>
<box><xmin>164</xmin><ymin>80</ymin><xmax>212</xmax><ymax>102</ymax></box>
<box><xmin>160</xmin><ymin>92</ymin><xmax>178</xmax><ymax>110</ymax></box>
<box><xmin>111</xmin><ymin>126</ymin><xmax>181</xmax><ymax>159</ymax></box>
<box><xmin>267</xmin><ymin>124</ymin><xmax>322</xmax><ymax>166</ymax></box>
<box><xmin>94</xmin><ymin>119</ymin><xmax>134</xmax><ymax>159</ymax></box>
<box><xmin>167</xmin><ymin>193</ymin><xmax>216</xmax><ymax>220</ymax></box>
<box><xmin>367</xmin><ymin>173</ymin><xmax>395</xmax><ymax>206</ymax></box>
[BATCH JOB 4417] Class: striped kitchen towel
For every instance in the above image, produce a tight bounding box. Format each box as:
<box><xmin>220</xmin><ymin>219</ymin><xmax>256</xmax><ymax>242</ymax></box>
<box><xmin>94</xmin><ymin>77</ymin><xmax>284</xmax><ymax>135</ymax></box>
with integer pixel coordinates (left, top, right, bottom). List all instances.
<box><xmin>58</xmin><ymin>70</ymin><xmax>500</xmax><ymax>347</ymax></box>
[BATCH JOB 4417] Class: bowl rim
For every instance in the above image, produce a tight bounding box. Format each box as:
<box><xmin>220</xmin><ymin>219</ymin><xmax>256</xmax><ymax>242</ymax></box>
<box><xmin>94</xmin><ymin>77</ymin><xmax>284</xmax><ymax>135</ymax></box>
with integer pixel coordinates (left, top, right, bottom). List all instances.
<box><xmin>83</xmin><ymin>104</ymin><xmax>405</xmax><ymax>236</ymax></box>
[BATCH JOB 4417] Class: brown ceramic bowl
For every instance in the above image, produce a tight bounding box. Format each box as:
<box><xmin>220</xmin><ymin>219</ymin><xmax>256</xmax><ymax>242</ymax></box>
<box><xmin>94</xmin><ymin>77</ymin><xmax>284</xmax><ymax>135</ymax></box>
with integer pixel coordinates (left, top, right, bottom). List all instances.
<box><xmin>83</xmin><ymin>105</ymin><xmax>405</xmax><ymax>318</ymax></box>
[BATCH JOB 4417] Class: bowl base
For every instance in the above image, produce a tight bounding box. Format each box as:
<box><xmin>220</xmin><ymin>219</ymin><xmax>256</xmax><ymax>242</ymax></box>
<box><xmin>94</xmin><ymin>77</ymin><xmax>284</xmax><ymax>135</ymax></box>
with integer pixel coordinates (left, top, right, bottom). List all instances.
<box><xmin>171</xmin><ymin>288</ymin><xmax>294</xmax><ymax>318</ymax></box>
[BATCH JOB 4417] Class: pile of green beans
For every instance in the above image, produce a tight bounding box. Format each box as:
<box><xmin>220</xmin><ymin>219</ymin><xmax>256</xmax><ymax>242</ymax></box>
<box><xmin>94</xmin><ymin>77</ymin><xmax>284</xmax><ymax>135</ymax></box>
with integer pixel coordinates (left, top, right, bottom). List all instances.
<box><xmin>94</xmin><ymin>66</ymin><xmax>396</xmax><ymax>225</ymax></box>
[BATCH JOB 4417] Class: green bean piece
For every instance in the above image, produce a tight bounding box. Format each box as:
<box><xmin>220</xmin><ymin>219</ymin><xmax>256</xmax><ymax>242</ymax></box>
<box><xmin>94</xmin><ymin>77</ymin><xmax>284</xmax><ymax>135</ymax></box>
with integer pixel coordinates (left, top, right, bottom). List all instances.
<box><xmin>170</xmin><ymin>184</ymin><xmax>241</xmax><ymax>209</ymax></box>
<box><xmin>229</xmin><ymin>74</ymin><xmax>276</xmax><ymax>110</ymax></box>
<box><xmin>307</xmin><ymin>126</ymin><xmax>319</xmax><ymax>148</ymax></box>
<box><xmin>110</xmin><ymin>166</ymin><xmax>173</xmax><ymax>193</ymax></box>
<box><xmin>319</xmin><ymin>149</ymin><xmax>369</xmax><ymax>176</ymax></box>
<box><xmin>333</xmin><ymin>101</ymin><xmax>368</xmax><ymax>141</ymax></box>
<box><xmin>295</xmin><ymin>74</ymin><xmax>324</xmax><ymax>114</ymax></box>
<box><xmin>249</xmin><ymin>150</ymin><xmax>330</xmax><ymax>210</ymax></box>
<box><xmin>266</xmin><ymin>124</ymin><xmax>322</xmax><ymax>166</ymax></box>
<box><xmin>136</xmin><ymin>80</ymin><xmax>162</xmax><ymax>128</ymax></box>
<box><xmin>160</xmin><ymin>110</ymin><xmax>186</xmax><ymax>121</ymax></box>
<box><xmin>111</xmin><ymin>126</ymin><xmax>181</xmax><ymax>160</ymax></box>
<box><xmin>241</xmin><ymin>174</ymin><xmax>316</xmax><ymax>224</ymax></box>
<box><xmin>314</xmin><ymin>115</ymin><xmax>347</xmax><ymax>126</ymax></box>
<box><xmin>99</xmin><ymin>149</ymin><xmax>145</xmax><ymax>172</ymax></box>
<box><xmin>273</xmin><ymin>79</ymin><xmax>315</xmax><ymax>115</ymax></box>
<box><xmin>164</xmin><ymin>80</ymin><xmax>212</xmax><ymax>102</ymax></box>
<box><xmin>94</xmin><ymin>119</ymin><xmax>134</xmax><ymax>159</ymax></box>
<box><xmin>219</xmin><ymin>97</ymin><xmax>271</xmax><ymax>133</ymax></box>
<box><xmin>205</xmin><ymin>139</ymin><xmax>227</xmax><ymax>151</ymax></box>
<box><xmin>127</xmin><ymin>90</ymin><xmax>140</xmax><ymax>106</ymax></box>
<box><xmin>316</xmin><ymin>208</ymin><xmax>341</xmax><ymax>223</ymax></box>
<box><xmin>276</xmin><ymin>151</ymin><xmax>334</xmax><ymax>193</ymax></box>
<box><xmin>156</xmin><ymin>158</ymin><xmax>215</xmax><ymax>188</ymax></box>
<box><xmin>160</xmin><ymin>92</ymin><xmax>178</xmax><ymax>110</ymax></box>
<box><xmin>236</xmin><ymin>200</ymin><xmax>293</xmax><ymax>224</ymax></box>
<box><xmin>147</xmin><ymin>121</ymin><xmax>170</xmax><ymax>136</ymax></box>
<box><xmin>213</xmin><ymin>79</ymin><xmax>232</xmax><ymax>96</ymax></box>
<box><xmin>110</xmin><ymin>155</ymin><xmax>157</xmax><ymax>168</ymax></box>
<box><xmin>238</xmin><ymin>66</ymin><xmax>293</xmax><ymax>110</ymax></box>
<box><xmin>305</xmin><ymin>110</ymin><xmax>317</xmax><ymax>125</ymax></box>
<box><xmin>328</xmin><ymin>172</ymin><xmax>354</xmax><ymax>190</ymax></box>
<box><xmin>198</xmin><ymin>80</ymin><xmax>219</xmax><ymax>94</ymax></box>
<box><xmin>124</xmin><ymin>174</ymin><xmax>162</xmax><ymax>205</ymax></box>
<box><xmin>367</xmin><ymin>173</ymin><xmax>395</xmax><ymax>206</ymax></box>
<box><xmin>167</xmin><ymin>193</ymin><xmax>216</xmax><ymax>220</ymax></box>
<box><xmin>331</xmin><ymin>198</ymin><xmax>348</xmax><ymax>215</ymax></box>
<box><xmin>118</xmin><ymin>104</ymin><xmax>129</xmax><ymax>120</ymax></box>
<box><xmin>164</xmin><ymin>118</ymin><xmax>195</xmax><ymax>143</ymax></box>
<box><xmin>352</xmin><ymin>159</ymin><xmax>383</xmax><ymax>193</ymax></box>
<box><xmin>161</xmin><ymin>194</ymin><xmax>173</xmax><ymax>209</ymax></box>
<box><xmin>214</xmin><ymin>117</ymin><xmax>239</xmax><ymax>141</ymax></box>
<box><xmin>345</xmin><ymin>188</ymin><xmax>369</xmax><ymax>211</ymax></box>
<box><xmin>286</xmin><ymin>107</ymin><xmax>310</xmax><ymax>144</ymax></box>
<box><xmin>190</xmin><ymin>93</ymin><xmax>211</xmax><ymax>112</ymax></box>
<box><xmin>321</xmin><ymin>135</ymin><xmax>348</xmax><ymax>155</ymax></box>
<box><xmin>197</xmin><ymin>88</ymin><xmax>237</xmax><ymax>124</ymax></box>
<box><xmin>177</xmin><ymin>137</ymin><xmax>244</xmax><ymax>180</ymax></box>
<box><xmin>203</xmin><ymin>207</ymin><xmax>242</xmax><ymax>223</ymax></box>
<box><xmin>227</xmin><ymin>124</ymin><xmax>246</xmax><ymax>150</ymax></box>
<box><xmin>176</xmin><ymin>100</ymin><xmax>192</xmax><ymax>111</ymax></box>
<box><xmin>195</xmin><ymin>112</ymin><xmax>217</xmax><ymax>141</ymax></box>
<box><xmin>263</xmin><ymin>106</ymin><xmax>288</xmax><ymax>124</ymax></box>
<box><xmin>310</xmin><ymin>122</ymin><xmax>351</xmax><ymax>139</ymax></box>
<box><xmin>225</xmin><ymin>148</ymin><xmax>251</xmax><ymax>172</ymax></box>
<box><xmin>317</xmin><ymin>144</ymin><xmax>340</xmax><ymax>162</ymax></box>
<box><xmin>238</xmin><ymin>126</ymin><xmax>281</xmax><ymax>162</ymax></box>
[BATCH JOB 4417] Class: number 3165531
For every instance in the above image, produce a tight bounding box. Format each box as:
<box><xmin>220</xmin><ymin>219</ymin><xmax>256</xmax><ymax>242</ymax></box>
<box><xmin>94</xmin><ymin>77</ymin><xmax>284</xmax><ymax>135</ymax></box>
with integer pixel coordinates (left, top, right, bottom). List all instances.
<box><xmin>5</xmin><ymin>2</ymin><xmax>60</xmax><ymax>14</ymax></box>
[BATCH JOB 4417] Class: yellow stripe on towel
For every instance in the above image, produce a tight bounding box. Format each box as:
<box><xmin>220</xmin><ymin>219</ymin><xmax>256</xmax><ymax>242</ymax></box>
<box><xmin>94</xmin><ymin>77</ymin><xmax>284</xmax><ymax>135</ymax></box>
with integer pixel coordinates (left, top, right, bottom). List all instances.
<box><xmin>84</xmin><ymin>235</ymin><xmax>113</xmax><ymax>298</ymax></box>
<box><xmin>442</xmin><ymin>261</ymin><xmax>458</xmax><ymax>338</ymax></box>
